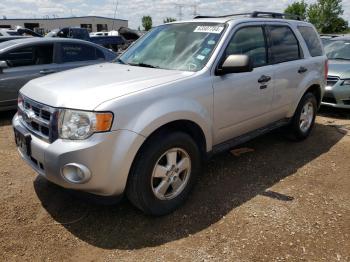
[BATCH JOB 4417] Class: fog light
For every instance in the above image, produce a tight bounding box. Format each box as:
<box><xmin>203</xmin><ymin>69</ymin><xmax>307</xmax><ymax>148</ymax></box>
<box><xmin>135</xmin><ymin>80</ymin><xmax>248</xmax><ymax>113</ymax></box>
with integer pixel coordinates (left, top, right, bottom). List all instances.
<box><xmin>61</xmin><ymin>163</ymin><xmax>91</xmax><ymax>184</ymax></box>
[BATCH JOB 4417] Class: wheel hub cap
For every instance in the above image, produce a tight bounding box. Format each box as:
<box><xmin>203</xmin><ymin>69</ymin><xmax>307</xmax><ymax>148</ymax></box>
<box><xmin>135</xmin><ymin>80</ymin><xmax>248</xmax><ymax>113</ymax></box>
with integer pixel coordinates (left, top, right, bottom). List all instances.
<box><xmin>299</xmin><ymin>102</ymin><xmax>314</xmax><ymax>133</ymax></box>
<box><xmin>151</xmin><ymin>148</ymin><xmax>191</xmax><ymax>200</ymax></box>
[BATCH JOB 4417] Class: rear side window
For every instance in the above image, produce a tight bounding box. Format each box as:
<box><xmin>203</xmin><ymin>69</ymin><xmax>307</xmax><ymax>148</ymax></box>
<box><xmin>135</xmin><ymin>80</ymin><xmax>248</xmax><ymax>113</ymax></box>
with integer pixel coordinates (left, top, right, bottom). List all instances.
<box><xmin>60</xmin><ymin>43</ymin><xmax>97</xmax><ymax>62</ymax></box>
<box><xmin>267</xmin><ymin>26</ymin><xmax>301</xmax><ymax>63</ymax></box>
<box><xmin>298</xmin><ymin>26</ymin><xmax>323</xmax><ymax>57</ymax></box>
<box><xmin>225</xmin><ymin>26</ymin><xmax>267</xmax><ymax>67</ymax></box>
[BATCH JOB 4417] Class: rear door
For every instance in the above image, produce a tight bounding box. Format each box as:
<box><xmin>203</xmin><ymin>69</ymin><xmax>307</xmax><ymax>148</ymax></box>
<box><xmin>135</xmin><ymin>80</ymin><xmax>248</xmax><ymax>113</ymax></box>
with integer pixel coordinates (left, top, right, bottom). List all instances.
<box><xmin>56</xmin><ymin>42</ymin><xmax>106</xmax><ymax>72</ymax></box>
<box><xmin>265</xmin><ymin>23</ymin><xmax>306</xmax><ymax>117</ymax></box>
<box><xmin>0</xmin><ymin>43</ymin><xmax>55</xmax><ymax>108</ymax></box>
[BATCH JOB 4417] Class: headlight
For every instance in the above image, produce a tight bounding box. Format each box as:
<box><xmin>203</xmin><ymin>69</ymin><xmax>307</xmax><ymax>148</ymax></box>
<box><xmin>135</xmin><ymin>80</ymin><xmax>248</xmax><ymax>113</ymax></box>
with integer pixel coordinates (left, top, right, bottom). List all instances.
<box><xmin>342</xmin><ymin>79</ymin><xmax>350</xmax><ymax>86</ymax></box>
<box><xmin>58</xmin><ymin>109</ymin><xmax>113</xmax><ymax>140</ymax></box>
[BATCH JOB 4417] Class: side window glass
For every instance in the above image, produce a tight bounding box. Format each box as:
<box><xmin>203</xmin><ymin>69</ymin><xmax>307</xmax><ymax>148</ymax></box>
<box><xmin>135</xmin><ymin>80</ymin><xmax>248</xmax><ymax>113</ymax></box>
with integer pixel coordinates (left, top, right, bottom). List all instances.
<box><xmin>268</xmin><ymin>26</ymin><xmax>300</xmax><ymax>63</ymax></box>
<box><xmin>298</xmin><ymin>26</ymin><xmax>323</xmax><ymax>57</ymax></box>
<box><xmin>225</xmin><ymin>26</ymin><xmax>267</xmax><ymax>67</ymax></box>
<box><xmin>34</xmin><ymin>44</ymin><xmax>54</xmax><ymax>65</ymax></box>
<box><xmin>61</xmin><ymin>43</ymin><xmax>96</xmax><ymax>62</ymax></box>
<box><xmin>1</xmin><ymin>44</ymin><xmax>54</xmax><ymax>67</ymax></box>
<box><xmin>2</xmin><ymin>46</ymin><xmax>35</xmax><ymax>67</ymax></box>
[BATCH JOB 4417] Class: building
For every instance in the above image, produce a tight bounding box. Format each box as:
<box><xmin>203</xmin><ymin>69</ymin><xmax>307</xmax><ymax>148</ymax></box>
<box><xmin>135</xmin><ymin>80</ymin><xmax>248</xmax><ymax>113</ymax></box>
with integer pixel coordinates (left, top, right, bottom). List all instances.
<box><xmin>0</xmin><ymin>16</ymin><xmax>128</xmax><ymax>35</ymax></box>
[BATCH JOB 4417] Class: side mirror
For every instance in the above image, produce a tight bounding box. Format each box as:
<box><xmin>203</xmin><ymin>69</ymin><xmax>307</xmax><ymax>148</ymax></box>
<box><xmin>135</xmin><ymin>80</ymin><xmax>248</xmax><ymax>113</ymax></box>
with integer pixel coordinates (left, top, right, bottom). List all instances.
<box><xmin>0</xmin><ymin>61</ymin><xmax>8</xmax><ymax>73</ymax></box>
<box><xmin>216</xmin><ymin>55</ymin><xmax>253</xmax><ymax>75</ymax></box>
<box><xmin>0</xmin><ymin>60</ymin><xmax>8</xmax><ymax>69</ymax></box>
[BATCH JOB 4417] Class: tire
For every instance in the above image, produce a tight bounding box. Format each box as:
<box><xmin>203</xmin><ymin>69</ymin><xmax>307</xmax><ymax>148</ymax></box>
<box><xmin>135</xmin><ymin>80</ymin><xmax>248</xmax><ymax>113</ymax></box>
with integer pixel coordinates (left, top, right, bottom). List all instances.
<box><xmin>126</xmin><ymin>132</ymin><xmax>202</xmax><ymax>216</ymax></box>
<box><xmin>289</xmin><ymin>92</ymin><xmax>317</xmax><ymax>141</ymax></box>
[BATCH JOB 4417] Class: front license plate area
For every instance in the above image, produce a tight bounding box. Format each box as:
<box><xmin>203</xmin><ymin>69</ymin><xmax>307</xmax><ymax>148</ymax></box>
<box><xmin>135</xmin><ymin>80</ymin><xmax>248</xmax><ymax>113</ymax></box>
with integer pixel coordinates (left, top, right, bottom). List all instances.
<box><xmin>14</xmin><ymin>127</ymin><xmax>32</xmax><ymax>157</ymax></box>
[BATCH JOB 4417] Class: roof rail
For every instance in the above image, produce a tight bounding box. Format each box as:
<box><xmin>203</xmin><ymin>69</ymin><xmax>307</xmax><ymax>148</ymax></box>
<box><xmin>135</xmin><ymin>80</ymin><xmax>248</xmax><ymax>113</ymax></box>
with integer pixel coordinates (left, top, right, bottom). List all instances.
<box><xmin>194</xmin><ymin>11</ymin><xmax>303</xmax><ymax>21</ymax></box>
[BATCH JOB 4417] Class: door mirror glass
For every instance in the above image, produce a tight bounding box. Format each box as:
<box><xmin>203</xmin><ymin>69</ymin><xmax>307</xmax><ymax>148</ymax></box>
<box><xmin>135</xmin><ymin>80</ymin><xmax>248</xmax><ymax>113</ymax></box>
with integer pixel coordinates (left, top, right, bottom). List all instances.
<box><xmin>0</xmin><ymin>60</ymin><xmax>8</xmax><ymax>69</ymax></box>
<box><xmin>217</xmin><ymin>55</ymin><xmax>253</xmax><ymax>75</ymax></box>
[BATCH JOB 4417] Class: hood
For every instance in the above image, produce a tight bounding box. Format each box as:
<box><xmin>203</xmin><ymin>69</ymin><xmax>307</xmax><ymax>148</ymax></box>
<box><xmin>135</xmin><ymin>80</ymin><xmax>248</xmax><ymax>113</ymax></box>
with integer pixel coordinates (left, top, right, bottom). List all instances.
<box><xmin>21</xmin><ymin>63</ymin><xmax>194</xmax><ymax>110</ymax></box>
<box><xmin>328</xmin><ymin>60</ymin><xmax>350</xmax><ymax>79</ymax></box>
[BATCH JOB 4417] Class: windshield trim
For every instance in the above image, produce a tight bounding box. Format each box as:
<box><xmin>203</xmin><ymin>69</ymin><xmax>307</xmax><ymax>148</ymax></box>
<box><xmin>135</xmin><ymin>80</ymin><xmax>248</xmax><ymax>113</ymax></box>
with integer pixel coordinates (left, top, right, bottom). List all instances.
<box><xmin>118</xmin><ymin>22</ymin><xmax>228</xmax><ymax>72</ymax></box>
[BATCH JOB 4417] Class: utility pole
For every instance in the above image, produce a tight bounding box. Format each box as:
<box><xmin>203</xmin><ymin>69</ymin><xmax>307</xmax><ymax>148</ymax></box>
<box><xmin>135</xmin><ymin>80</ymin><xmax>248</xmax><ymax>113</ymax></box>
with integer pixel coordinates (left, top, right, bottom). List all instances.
<box><xmin>112</xmin><ymin>0</ymin><xmax>119</xmax><ymax>30</ymax></box>
<box><xmin>176</xmin><ymin>4</ymin><xmax>184</xmax><ymax>21</ymax></box>
<box><xmin>192</xmin><ymin>3</ymin><xmax>198</xmax><ymax>17</ymax></box>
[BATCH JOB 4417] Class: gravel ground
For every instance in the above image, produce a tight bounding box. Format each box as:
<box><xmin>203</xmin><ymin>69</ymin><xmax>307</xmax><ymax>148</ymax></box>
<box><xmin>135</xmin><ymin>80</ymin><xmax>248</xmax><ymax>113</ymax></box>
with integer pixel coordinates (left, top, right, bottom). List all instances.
<box><xmin>0</xmin><ymin>108</ymin><xmax>349</xmax><ymax>262</ymax></box>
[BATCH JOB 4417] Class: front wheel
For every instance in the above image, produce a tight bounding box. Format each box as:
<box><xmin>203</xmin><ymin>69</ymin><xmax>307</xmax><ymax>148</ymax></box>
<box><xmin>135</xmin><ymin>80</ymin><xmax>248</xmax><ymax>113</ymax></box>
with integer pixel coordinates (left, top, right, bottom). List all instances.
<box><xmin>289</xmin><ymin>92</ymin><xmax>317</xmax><ymax>141</ymax></box>
<box><xmin>126</xmin><ymin>132</ymin><xmax>202</xmax><ymax>216</ymax></box>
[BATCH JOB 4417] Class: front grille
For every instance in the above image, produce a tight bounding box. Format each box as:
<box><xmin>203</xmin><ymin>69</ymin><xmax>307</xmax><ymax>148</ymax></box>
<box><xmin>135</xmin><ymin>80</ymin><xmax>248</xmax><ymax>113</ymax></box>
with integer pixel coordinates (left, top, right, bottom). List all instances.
<box><xmin>327</xmin><ymin>76</ymin><xmax>340</xmax><ymax>87</ymax></box>
<box><xmin>18</xmin><ymin>95</ymin><xmax>58</xmax><ymax>143</ymax></box>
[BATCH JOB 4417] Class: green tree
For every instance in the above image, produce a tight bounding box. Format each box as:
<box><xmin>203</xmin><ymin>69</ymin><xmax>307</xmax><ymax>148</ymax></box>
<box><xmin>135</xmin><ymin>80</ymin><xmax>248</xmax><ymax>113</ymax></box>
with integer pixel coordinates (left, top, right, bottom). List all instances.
<box><xmin>163</xmin><ymin>17</ymin><xmax>177</xmax><ymax>24</ymax></box>
<box><xmin>307</xmin><ymin>0</ymin><xmax>347</xmax><ymax>33</ymax></box>
<box><xmin>285</xmin><ymin>0</ymin><xmax>308</xmax><ymax>19</ymax></box>
<box><xmin>142</xmin><ymin>16</ymin><xmax>153</xmax><ymax>31</ymax></box>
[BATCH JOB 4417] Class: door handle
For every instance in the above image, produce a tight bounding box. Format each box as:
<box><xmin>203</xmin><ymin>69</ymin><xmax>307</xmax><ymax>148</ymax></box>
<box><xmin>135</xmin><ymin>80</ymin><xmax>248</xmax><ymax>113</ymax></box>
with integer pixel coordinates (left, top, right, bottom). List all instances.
<box><xmin>258</xmin><ymin>75</ymin><xmax>271</xmax><ymax>83</ymax></box>
<box><xmin>298</xmin><ymin>67</ymin><xmax>308</xmax><ymax>74</ymax></box>
<box><xmin>39</xmin><ymin>69</ymin><xmax>56</xmax><ymax>75</ymax></box>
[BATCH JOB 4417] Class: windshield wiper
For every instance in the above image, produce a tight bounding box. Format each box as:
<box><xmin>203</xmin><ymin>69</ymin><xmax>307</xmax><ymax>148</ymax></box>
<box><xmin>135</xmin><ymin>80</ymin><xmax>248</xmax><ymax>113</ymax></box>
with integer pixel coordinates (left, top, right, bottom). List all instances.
<box><xmin>128</xmin><ymin>62</ymin><xmax>159</xmax><ymax>68</ymax></box>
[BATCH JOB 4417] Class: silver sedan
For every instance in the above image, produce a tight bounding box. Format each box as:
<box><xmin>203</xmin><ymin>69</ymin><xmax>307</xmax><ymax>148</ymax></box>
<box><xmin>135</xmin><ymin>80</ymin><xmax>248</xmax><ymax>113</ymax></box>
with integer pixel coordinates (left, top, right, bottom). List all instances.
<box><xmin>0</xmin><ymin>37</ymin><xmax>117</xmax><ymax>111</ymax></box>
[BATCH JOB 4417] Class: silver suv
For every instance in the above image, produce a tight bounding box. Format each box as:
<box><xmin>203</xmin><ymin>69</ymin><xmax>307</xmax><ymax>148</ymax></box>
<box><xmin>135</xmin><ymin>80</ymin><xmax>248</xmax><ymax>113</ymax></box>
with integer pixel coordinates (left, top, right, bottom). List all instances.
<box><xmin>13</xmin><ymin>12</ymin><xmax>327</xmax><ymax>215</ymax></box>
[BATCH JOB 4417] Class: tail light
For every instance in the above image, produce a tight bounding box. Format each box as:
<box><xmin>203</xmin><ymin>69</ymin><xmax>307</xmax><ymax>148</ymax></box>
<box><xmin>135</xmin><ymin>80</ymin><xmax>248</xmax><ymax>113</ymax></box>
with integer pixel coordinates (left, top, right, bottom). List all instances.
<box><xmin>324</xmin><ymin>60</ymin><xmax>328</xmax><ymax>80</ymax></box>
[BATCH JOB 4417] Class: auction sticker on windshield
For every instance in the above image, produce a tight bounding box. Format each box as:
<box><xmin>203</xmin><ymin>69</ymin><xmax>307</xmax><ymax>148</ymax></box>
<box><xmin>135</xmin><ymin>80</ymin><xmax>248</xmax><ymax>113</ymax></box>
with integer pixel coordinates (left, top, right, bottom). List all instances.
<box><xmin>194</xmin><ymin>26</ymin><xmax>224</xmax><ymax>34</ymax></box>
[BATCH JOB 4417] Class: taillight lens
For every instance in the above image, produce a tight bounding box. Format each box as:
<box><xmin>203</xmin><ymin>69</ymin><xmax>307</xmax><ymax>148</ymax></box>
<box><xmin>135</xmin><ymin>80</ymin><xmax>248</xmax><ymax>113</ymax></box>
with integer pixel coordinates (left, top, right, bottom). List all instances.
<box><xmin>324</xmin><ymin>60</ymin><xmax>328</xmax><ymax>80</ymax></box>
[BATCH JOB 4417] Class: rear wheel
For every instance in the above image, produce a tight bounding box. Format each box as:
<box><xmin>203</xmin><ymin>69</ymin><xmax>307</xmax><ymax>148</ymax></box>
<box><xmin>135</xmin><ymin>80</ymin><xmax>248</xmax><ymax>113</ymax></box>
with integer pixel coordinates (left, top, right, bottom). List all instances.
<box><xmin>126</xmin><ymin>132</ymin><xmax>201</xmax><ymax>216</ymax></box>
<box><xmin>289</xmin><ymin>92</ymin><xmax>317</xmax><ymax>141</ymax></box>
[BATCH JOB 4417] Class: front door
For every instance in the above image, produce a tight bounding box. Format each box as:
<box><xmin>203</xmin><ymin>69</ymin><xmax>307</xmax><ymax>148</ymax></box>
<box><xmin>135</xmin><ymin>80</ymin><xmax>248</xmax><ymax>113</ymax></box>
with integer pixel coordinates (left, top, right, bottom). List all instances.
<box><xmin>0</xmin><ymin>44</ymin><xmax>56</xmax><ymax>108</ymax></box>
<box><xmin>213</xmin><ymin>25</ymin><xmax>274</xmax><ymax>144</ymax></box>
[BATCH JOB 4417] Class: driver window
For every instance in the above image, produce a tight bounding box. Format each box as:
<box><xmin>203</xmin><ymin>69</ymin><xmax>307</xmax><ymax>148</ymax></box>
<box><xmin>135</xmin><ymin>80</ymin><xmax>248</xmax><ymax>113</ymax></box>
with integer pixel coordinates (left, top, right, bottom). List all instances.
<box><xmin>225</xmin><ymin>26</ymin><xmax>267</xmax><ymax>68</ymax></box>
<box><xmin>0</xmin><ymin>44</ymin><xmax>53</xmax><ymax>67</ymax></box>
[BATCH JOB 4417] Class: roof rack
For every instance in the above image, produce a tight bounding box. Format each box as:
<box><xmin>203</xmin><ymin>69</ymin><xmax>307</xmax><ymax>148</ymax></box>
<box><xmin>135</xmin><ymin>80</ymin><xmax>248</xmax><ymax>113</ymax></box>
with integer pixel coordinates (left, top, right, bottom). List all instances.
<box><xmin>194</xmin><ymin>11</ymin><xmax>303</xmax><ymax>21</ymax></box>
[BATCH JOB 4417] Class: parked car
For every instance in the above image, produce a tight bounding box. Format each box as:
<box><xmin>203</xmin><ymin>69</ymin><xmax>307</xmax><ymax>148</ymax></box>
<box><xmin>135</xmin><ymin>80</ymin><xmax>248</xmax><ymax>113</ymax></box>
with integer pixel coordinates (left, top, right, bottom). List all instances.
<box><xmin>0</xmin><ymin>28</ymin><xmax>42</xmax><ymax>37</ymax></box>
<box><xmin>0</xmin><ymin>37</ymin><xmax>117</xmax><ymax>111</ymax></box>
<box><xmin>320</xmin><ymin>34</ymin><xmax>340</xmax><ymax>46</ymax></box>
<box><xmin>46</xmin><ymin>27</ymin><xmax>126</xmax><ymax>52</ymax></box>
<box><xmin>322</xmin><ymin>36</ymin><xmax>350</xmax><ymax>108</ymax></box>
<box><xmin>0</xmin><ymin>29</ymin><xmax>21</xmax><ymax>36</ymax></box>
<box><xmin>0</xmin><ymin>36</ymin><xmax>31</xmax><ymax>44</ymax></box>
<box><xmin>13</xmin><ymin>11</ymin><xmax>326</xmax><ymax>215</ymax></box>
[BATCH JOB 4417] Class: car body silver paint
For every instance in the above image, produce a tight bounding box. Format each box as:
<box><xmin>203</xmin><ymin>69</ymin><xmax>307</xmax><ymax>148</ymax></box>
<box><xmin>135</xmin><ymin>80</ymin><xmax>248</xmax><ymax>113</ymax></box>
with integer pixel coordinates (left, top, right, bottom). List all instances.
<box><xmin>322</xmin><ymin>60</ymin><xmax>350</xmax><ymax>109</ymax></box>
<box><xmin>14</xmin><ymin>17</ymin><xmax>327</xmax><ymax>196</ymax></box>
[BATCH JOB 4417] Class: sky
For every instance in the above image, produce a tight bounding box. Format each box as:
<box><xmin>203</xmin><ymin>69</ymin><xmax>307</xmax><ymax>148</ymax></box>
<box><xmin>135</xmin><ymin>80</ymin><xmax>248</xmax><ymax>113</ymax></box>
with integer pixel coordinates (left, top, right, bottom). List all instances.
<box><xmin>0</xmin><ymin>0</ymin><xmax>349</xmax><ymax>30</ymax></box>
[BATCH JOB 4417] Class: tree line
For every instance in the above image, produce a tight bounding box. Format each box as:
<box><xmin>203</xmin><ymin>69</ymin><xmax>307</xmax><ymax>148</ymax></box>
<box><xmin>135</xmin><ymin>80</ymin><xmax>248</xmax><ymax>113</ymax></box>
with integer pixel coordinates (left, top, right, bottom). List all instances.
<box><xmin>285</xmin><ymin>0</ymin><xmax>348</xmax><ymax>33</ymax></box>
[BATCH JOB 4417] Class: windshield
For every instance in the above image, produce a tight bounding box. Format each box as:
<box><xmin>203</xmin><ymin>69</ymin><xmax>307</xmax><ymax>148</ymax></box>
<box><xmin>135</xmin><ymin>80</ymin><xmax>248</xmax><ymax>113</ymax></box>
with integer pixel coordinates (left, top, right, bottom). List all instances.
<box><xmin>325</xmin><ymin>40</ymin><xmax>350</xmax><ymax>60</ymax></box>
<box><xmin>119</xmin><ymin>22</ymin><xmax>225</xmax><ymax>72</ymax></box>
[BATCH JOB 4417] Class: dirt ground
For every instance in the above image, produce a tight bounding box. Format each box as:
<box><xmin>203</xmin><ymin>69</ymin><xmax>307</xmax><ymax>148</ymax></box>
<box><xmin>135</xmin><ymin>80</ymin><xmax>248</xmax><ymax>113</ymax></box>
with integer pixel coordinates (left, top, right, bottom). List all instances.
<box><xmin>0</xmin><ymin>107</ymin><xmax>349</xmax><ymax>262</ymax></box>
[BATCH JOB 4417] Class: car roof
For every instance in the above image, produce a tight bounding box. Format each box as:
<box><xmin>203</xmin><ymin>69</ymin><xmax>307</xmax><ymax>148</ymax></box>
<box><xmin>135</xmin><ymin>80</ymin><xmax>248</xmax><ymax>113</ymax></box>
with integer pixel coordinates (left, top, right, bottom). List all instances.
<box><xmin>330</xmin><ymin>36</ymin><xmax>350</xmax><ymax>41</ymax></box>
<box><xmin>166</xmin><ymin>17</ymin><xmax>312</xmax><ymax>31</ymax></box>
<box><xmin>0</xmin><ymin>37</ymin><xmax>102</xmax><ymax>52</ymax></box>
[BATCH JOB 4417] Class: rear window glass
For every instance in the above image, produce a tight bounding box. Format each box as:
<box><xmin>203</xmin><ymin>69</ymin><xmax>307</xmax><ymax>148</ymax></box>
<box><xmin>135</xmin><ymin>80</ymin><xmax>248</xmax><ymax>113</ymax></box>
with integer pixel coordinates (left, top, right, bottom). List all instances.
<box><xmin>298</xmin><ymin>26</ymin><xmax>323</xmax><ymax>57</ymax></box>
<box><xmin>61</xmin><ymin>43</ymin><xmax>96</xmax><ymax>62</ymax></box>
<box><xmin>268</xmin><ymin>26</ymin><xmax>301</xmax><ymax>63</ymax></box>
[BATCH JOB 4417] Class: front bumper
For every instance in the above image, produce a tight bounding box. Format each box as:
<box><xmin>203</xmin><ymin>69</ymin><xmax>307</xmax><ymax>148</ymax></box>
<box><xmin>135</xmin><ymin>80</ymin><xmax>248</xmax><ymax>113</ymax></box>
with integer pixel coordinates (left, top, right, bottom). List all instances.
<box><xmin>12</xmin><ymin>114</ymin><xmax>145</xmax><ymax>196</ymax></box>
<box><xmin>321</xmin><ymin>83</ymin><xmax>350</xmax><ymax>109</ymax></box>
